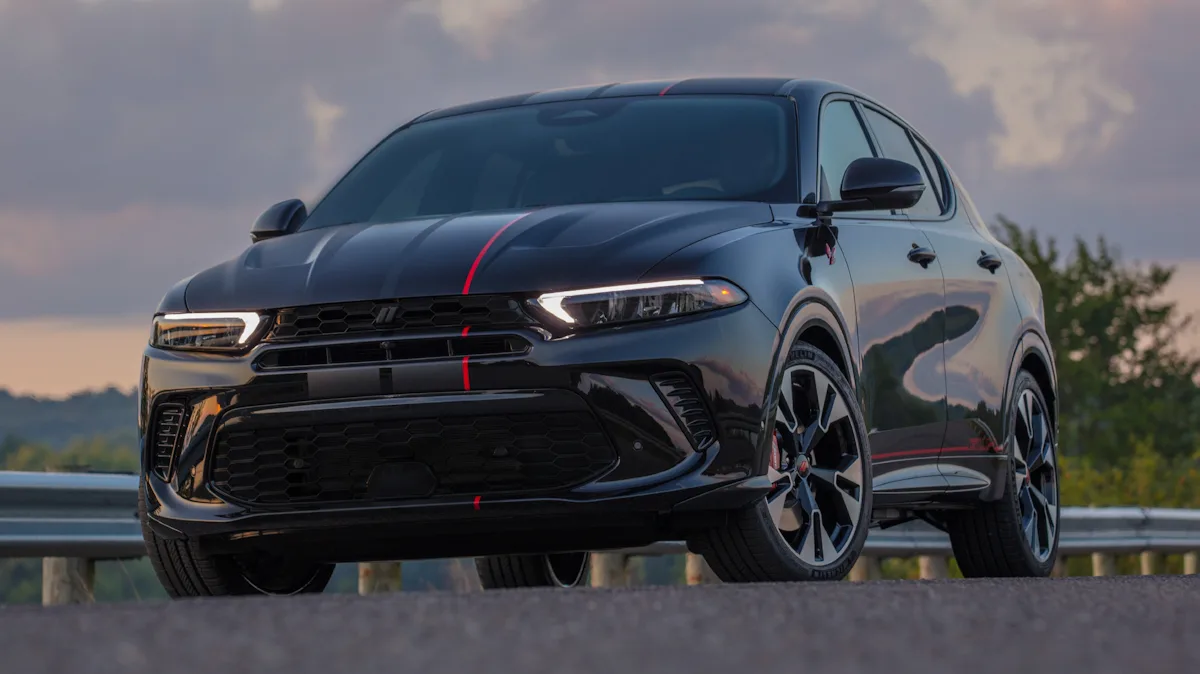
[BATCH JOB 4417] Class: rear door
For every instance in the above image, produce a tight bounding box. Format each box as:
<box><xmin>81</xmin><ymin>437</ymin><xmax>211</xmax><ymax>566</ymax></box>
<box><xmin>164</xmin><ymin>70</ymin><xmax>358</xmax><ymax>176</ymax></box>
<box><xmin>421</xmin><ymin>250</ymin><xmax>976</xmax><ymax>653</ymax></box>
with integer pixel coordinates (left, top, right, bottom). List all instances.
<box><xmin>817</xmin><ymin>97</ymin><xmax>949</xmax><ymax>506</ymax></box>
<box><xmin>858</xmin><ymin>103</ymin><xmax>1021</xmax><ymax>496</ymax></box>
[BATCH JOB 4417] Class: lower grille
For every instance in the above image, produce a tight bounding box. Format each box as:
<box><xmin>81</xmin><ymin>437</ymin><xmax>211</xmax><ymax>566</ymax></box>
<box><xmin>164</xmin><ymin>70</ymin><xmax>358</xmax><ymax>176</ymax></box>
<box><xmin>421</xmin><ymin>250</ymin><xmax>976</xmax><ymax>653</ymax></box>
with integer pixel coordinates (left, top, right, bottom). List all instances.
<box><xmin>209</xmin><ymin>412</ymin><xmax>616</xmax><ymax>506</ymax></box>
<box><xmin>151</xmin><ymin>403</ymin><xmax>186</xmax><ymax>480</ymax></box>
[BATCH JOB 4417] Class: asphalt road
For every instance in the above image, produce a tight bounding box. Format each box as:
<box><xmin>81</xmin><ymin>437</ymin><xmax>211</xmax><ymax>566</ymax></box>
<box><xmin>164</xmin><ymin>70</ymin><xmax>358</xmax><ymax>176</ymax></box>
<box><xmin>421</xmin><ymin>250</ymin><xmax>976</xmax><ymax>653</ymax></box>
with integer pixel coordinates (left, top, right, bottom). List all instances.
<box><xmin>1</xmin><ymin>576</ymin><xmax>1197</xmax><ymax>674</ymax></box>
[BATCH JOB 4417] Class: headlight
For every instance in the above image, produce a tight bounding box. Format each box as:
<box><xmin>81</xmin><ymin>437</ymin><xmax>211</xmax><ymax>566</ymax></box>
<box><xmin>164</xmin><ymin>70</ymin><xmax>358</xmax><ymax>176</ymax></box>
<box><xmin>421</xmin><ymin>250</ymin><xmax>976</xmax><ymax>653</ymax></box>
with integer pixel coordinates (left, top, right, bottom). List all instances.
<box><xmin>531</xmin><ymin>279</ymin><xmax>748</xmax><ymax>328</ymax></box>
<box><xmin>151</xmin><ymin>312</ymin><xmax>265</xmax><ymax>351</ymax></box>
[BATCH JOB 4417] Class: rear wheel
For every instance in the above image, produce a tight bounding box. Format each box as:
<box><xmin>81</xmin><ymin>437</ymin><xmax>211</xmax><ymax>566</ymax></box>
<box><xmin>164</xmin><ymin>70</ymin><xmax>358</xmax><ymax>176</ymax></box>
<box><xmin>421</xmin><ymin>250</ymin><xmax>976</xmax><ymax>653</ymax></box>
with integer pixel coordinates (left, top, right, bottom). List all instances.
<box><xmin>475</xmin><ymin>552</ymin><xmax>591</xmax><ymax>589</ymax></box>
<box><xmin>139</xmin><ymin>478</ymin><xmax>334</xmax><ymax>597</ymax></box>
<box><xmin>947</xmin><ymin>371</ymin><xmax>1060</xmax><ymax>577</ymax></box>
<box><xmin>690</xmin><ymin>342</ymin><xmax>873</xmax><ymax>582</ymax></box>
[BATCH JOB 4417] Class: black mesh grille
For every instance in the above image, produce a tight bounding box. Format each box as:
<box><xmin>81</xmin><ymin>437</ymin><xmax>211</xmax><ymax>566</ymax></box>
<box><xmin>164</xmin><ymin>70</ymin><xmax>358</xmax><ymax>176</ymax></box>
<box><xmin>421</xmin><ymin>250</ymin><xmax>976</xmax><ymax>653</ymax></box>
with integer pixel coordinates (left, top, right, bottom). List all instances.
<box><xmin>209</xmin><ymin>412</ymin><xmax>616</xmax><ymax>506</ymax></box>
<box><xmin>268</xmin><ymin>295</ymin><xmax>534</xmax><ymax>341</ymax></box>
<box><xmin>652</xmin><ymin>373</ymin><xmax>716</xmax><ymax>449</ymax></box>
<box><xmin>256</xmin><ymin>335</ymin><xmax>529</xmax><ymax>370</ymax></box>
<box><xmin>151</xmin><ymin>403</ymin><xmax>186</xmax><ymax>480</ymax></box>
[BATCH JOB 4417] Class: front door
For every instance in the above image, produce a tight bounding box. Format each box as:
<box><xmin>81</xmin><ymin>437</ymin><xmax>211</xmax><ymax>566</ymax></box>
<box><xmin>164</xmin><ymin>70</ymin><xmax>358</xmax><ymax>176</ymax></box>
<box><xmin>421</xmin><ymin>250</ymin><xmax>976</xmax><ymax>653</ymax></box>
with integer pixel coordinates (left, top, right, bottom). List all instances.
<box><xmin>857</xmin><ymin>103</ymin><xmax>1022</xmax><ymax>497</ymax></box>
<box><xmin>817</xmin><ymin>98</ymin><xmax>949</xmax><ymax>507</ymax></box>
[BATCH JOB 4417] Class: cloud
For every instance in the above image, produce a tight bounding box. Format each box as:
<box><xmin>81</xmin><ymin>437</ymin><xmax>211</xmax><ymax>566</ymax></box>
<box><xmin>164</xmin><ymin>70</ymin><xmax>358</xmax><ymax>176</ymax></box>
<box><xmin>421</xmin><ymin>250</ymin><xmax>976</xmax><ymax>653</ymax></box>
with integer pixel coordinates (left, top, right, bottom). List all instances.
<box><xmin>300</xmin><ymin>83</ymin><xmax>348</xmax><ymax>200</ymax></box>
<box><xmin>0</xmin><ymin>0</ymin><xmax>1196</xmax><ymax>325</ymax></box>
<box><xmin>910</xmin><ymin>0</ymin><xmax>1135</xmax><ymax>169</ymax></box>
<box><xmin>408</xmin><ymin>0</ymin><xmax>543</xmax><ymax>58</ymax></box>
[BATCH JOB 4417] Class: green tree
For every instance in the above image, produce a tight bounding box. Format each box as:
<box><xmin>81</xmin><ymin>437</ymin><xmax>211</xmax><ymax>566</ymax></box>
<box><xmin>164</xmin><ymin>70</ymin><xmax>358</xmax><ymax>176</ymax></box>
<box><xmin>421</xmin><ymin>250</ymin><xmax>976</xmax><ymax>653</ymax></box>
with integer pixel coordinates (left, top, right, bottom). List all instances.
<box><xmin>995</xmin><ymin>216</ymin><xmax>1200</xmax><ymax>462</ymax></box>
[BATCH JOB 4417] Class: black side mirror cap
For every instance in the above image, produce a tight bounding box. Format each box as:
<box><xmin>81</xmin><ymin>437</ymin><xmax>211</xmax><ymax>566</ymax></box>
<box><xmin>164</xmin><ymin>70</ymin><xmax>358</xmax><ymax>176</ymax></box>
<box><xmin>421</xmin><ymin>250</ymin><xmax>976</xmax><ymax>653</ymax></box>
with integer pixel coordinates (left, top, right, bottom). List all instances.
<box><xmin>251</xmin><ymin>199</ymin><xmax>307</xmax><ymax>243</ymax></box>
<box><xmin>798</xmin><ymin>157</ymin><xmax>926</xmax><ymax>218</ymax></box>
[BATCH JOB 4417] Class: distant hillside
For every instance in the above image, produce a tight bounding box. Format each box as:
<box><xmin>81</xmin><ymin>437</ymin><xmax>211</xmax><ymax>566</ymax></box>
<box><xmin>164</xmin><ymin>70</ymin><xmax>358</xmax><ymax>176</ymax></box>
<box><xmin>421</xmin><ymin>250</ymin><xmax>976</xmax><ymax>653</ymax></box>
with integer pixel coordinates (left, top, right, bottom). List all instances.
<box><xmin>0</xmin><ymin>388</ymin><xmax>137</xmax><ymax>449</ymax></box>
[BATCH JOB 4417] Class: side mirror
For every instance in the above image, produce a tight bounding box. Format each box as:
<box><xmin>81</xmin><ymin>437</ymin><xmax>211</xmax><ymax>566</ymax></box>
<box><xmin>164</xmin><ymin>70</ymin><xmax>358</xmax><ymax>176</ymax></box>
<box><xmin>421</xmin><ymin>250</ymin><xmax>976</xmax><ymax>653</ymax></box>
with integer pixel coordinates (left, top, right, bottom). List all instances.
<box><xmin>800</xmin><ymin>157</ymin><xmax>925</xmax><ymax>217</ymax></box>
<box><xmin>251</xmin><ymin>199</ymin><xmax>307</xmax><ymax>243</ymax></box>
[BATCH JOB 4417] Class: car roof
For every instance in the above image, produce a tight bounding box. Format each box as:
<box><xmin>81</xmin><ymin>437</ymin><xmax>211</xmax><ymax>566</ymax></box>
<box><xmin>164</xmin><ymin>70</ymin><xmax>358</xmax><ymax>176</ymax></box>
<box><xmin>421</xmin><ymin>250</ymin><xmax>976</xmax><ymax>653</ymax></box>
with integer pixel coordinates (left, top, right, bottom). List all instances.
<box><xmin>413</xmin><ymin>78</ymin><xmax>871</xmax><ymax>123</ymax></box>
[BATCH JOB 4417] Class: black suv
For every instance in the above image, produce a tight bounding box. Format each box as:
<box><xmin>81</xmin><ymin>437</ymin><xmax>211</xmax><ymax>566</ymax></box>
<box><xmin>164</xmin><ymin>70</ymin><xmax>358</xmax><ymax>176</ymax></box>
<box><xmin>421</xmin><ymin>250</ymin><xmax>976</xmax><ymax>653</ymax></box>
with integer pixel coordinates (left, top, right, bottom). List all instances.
<box><xmin>139</xmin><ymin>77</ymin><xmax>1060</xmax><ymax>596</ymax></box>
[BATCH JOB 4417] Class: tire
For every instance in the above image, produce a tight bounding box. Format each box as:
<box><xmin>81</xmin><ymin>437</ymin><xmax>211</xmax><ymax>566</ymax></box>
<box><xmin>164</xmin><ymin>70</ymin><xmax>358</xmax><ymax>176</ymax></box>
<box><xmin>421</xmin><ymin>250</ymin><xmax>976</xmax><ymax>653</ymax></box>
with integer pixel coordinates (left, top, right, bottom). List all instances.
<box><xmin>690</xmin><ymin>341</ymin><xmax>873</xmax><ymax>582</ymax></box>
<box><xmin>947</xmin><ymin>371</ymin><xmax>1060</xmax><ymax>577</ymax></box>
<box><xmin>475</xmin><ymin>552</ymin><xmax>591</xmax><ymax>589</ymax></box>
<box><xmin>139</xmin><ymin>478</ymin><xmax>334</xmax><ymax>597</ymax></box>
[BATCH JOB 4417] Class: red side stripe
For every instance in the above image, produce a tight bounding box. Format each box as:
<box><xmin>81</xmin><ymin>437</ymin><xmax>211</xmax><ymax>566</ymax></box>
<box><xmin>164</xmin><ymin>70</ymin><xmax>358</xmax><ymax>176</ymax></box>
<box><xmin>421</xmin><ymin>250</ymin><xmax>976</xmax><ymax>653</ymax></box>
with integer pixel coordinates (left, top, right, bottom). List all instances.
<box><xmin>461</xmin><ymin>326</ymin><xmax>471</xmax><ymax>337</ymax></box>
<box><xmin>873</xmin><ymin>448</ymin><xmax>940</xmax><ymax>461</ymax></box>
<box><xmin>473</xmin><ymin>495</ymin><xmax>481</xmax><ymax>511</ymax></box>
<box><xmin>659</xmin><ymin>83</ymin><xmax>676</xmax><ymax>96</ymax></box>
<box><xmin>462</xmin><ymin>212</ymin><xmax>531</xmax><ymax>295</ymax></box>
<box><xmin>462</xmin><ymin>356</ymin><xmax>471</xmax><ymax>391</ymax></box>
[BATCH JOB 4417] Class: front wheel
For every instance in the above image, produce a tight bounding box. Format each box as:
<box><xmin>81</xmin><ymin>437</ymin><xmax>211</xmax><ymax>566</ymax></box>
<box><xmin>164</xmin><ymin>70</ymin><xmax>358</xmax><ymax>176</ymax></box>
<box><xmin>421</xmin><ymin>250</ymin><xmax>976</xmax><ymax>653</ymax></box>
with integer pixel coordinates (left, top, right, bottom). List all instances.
<box><xmin>690</xmin><ymin>342</ymin><xmax>873</xmax><ymax>582</ymax></box>
<box><xmin>139</xmin><ymin>478</ymin><xmax>334</xmax><ymax>598</ymax></box>
<box><xmin>946</xmin><ymin>371</ymin><xmax>1060</xmax><ymax>577</ymax></box>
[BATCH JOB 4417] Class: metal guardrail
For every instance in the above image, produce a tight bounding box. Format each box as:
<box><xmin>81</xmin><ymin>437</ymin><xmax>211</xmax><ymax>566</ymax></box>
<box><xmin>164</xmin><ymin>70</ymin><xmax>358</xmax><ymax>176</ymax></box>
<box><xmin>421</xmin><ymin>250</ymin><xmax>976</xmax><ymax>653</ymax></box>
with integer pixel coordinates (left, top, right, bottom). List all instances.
<box><xmin>1</xmin><ymin>470</ymin><xmax>1198</xmax><ymax>602</ymax></box>
<box><xmin>0</xmin><ymin>471</ymin><xmax>142</xmax><ymax>559</ymax></box>
<box><xmin>4</xmin><ymin>470</ymin><xmax>1200</xmax><ymax>559</ymax></box>
<box><xmin>618</xmin><ymin>507</ymin><xmax>1200</xmax><ymax>558</ymax></box>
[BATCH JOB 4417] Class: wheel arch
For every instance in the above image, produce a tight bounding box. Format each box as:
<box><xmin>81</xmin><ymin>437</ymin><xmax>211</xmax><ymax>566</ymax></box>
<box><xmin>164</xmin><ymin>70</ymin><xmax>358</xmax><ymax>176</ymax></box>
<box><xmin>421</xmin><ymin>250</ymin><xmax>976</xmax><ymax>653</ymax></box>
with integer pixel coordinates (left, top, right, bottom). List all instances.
<box><xmin>753</xmin><ymin>295</ymin><xmax>859</xmax><ymax>473</ymax></box>
<box><xmin>775</xmin><ymin>293</ymin><xmax>858</xmax><ymax>391</ymax></box>
<box><xmin>1005</xmin><ymin>326</ymin><xmax>1058</xmax><ymax>431</ymax></box>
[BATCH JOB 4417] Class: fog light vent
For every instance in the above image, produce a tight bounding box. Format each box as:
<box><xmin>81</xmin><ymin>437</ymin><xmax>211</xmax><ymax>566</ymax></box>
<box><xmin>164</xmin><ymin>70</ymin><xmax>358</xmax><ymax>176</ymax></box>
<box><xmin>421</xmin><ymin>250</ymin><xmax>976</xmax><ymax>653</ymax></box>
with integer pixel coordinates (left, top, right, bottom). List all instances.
<box><xmin>651</xmin><ymin>373</ymin><xmax>716</xmax><ymax>450</ymax></box>
<box><xmin>151</xmin><ymin>403</ymin><xmax>186</xmax><ymax>480</ymax></box>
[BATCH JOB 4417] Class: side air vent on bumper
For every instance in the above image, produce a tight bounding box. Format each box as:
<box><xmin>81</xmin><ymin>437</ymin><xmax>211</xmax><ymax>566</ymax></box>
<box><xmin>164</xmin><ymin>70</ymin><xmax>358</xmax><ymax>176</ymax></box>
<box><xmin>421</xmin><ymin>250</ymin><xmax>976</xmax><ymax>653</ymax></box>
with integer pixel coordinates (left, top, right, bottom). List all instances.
<box><xmin>150</xmin><ymin>403</ymin><xmax>186</xmax><ymax>480</ymax></box>
<box><xmin>651</xmin><ymin>373</ymin><xmax>716</xmax><ymax>450</ymax></box>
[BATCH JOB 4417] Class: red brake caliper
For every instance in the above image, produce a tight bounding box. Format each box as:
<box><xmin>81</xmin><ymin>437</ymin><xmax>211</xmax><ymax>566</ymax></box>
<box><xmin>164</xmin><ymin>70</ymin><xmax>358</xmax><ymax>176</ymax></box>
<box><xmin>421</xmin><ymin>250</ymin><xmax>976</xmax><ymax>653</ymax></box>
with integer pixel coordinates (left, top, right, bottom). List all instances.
<box><xmin>770</xmin><ymin>431</ymin><xmax>782</xmax><ymax>472</ymax></box>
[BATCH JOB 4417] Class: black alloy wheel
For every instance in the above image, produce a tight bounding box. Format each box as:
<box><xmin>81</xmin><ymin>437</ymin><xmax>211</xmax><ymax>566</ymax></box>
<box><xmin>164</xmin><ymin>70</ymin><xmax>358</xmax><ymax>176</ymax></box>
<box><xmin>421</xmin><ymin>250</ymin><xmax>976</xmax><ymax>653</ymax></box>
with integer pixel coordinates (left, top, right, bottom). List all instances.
<box><xmin>947</xmin><ymin>371</ymin><xmax>1060</xmax><ymax>577</ymax></box>
<box><xmin>691</xmin><ymin>342</ymin><xmax>873</xmax><ymax>582</ymax></box>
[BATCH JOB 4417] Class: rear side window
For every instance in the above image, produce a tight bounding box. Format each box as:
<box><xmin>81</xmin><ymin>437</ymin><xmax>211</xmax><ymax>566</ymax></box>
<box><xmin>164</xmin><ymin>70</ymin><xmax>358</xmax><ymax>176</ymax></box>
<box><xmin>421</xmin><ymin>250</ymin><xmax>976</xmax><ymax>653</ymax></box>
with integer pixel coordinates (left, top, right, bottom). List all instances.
<box><xmin>861</xmin><ymin>107</ymin><xmax>943</xmax><ymax>219</ymax></box>
<box><xmin>914</xmin><ymin>138</ymin><xmax>947</xmax><ymax>209</ymax></box>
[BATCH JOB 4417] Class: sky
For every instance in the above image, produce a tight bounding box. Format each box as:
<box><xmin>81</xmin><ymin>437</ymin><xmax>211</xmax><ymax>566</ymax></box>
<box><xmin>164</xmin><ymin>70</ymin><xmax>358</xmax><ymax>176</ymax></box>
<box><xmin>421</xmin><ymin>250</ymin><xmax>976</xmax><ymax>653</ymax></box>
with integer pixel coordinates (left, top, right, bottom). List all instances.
<box><xmin>0</xmin><ymin>0</ymin><xmax>1197</xmax><ymax>397</ymax></box>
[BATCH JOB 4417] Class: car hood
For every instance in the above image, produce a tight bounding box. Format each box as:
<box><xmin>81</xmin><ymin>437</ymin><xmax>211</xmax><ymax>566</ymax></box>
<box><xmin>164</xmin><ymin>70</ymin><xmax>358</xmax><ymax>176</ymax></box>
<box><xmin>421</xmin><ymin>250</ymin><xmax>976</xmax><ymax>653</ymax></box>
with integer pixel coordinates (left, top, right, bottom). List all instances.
<box><xmin>183</xmin><ymin>201</ymin><xmax>775</xmax><ymax>311</ymax></box>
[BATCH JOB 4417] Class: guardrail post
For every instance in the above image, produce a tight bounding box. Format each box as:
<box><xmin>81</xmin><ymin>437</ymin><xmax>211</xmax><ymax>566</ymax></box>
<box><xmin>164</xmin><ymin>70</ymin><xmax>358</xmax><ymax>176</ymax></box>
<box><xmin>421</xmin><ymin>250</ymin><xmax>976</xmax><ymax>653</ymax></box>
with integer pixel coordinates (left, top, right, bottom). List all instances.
<box><xmin>849</xmin><ymin>555</ymin><xmax>882</xmax><ymax>581</ymax></box>
<box><xmin>1051</xmin><ymin>556</ymin><xmax>1068</xmax><ymax>577</ymax></box>
<box><xmin>42</xmin><ymin>557</ymin><xmax>95</xmax><ymax>605</ymax></box>
<box><xmin>358</xmin><ymin>561</ymin><xmax>402</xmax><ymax>594</ymax></box>
<box><xmin>1139</xmin><ymin>551</ymin><xmax>1162</xmax><ymax>576</ymax></box>
<box><xmin>918</xmin><ymin>555</ymin><xmax>948</xmax><ymax>580</ymax></box>
<box><xmin>685</xmin><ymin>552</ymin><xmax>719</xmax><ymax>585</ymax></box>
<box><xmin>1092</xmin><ymin>552</ymin><xmax>1117</xmax><ymax>577</ymax></box>
<box><xmin>1185</xmin><ymin>552</ymin><xmax>1198</xmax><ymax>575</ymax></box>
<box><xmin>589</xmin><ymin>552</ymin><xmax>628</xmax><ymax>587</ymax></box>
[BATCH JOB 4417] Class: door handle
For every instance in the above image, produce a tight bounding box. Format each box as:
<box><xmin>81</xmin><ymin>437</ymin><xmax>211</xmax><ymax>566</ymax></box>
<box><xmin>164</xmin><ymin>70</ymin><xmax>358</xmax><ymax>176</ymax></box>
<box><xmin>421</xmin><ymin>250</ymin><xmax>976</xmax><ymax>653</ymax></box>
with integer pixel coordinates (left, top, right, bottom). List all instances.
<box><xmin>907</xmin><ymin>245</ymin><xmax>937</xmax><ymax>269</ymax></box>
<box><xmin>977</xmin><ymin>251</ymin><xmax>1003</xmax><ymax>273</ymax></box>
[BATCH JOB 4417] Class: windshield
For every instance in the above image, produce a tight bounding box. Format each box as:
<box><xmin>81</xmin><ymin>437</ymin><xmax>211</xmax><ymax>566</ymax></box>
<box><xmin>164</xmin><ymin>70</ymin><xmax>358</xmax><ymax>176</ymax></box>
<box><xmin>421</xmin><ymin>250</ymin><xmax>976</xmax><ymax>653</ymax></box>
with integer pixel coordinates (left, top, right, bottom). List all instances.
<box><xmin>301</xmin><ymin>95</ymin><xmax>797</xmax><ymax>230</ymax></box>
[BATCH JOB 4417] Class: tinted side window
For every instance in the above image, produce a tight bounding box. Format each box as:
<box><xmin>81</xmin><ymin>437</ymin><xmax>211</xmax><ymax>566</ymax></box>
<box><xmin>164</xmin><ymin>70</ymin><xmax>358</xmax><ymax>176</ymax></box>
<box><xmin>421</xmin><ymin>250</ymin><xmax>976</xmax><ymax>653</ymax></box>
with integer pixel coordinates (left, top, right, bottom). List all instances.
<box><xmin>861</xmin><ymin>107</ymin><xmax>942</xmax><ymax>219</ymax></box>
<box><xmin>818</xmin><ymin>101</ymin><xmax>876</xmax><ymax>201</ymax></box>
<box><xmin>913</xmin><ymin>138</ymin><xmax>946</xmax><ymax>211</ymax></box>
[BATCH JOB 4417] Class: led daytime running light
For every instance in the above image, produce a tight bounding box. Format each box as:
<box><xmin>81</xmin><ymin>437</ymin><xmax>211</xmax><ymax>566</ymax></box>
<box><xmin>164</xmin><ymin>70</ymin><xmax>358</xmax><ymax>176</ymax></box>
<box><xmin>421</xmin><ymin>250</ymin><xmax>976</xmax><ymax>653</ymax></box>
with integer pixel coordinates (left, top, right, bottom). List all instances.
<box><xmin>158</xmin><ymin>312</ymin><xmax>264</xmax><ymax>345</ymax></box>
<box><xmin>535</xmin><ymin>279</ymin><xmax>706</xmax><ymax>325</ymax></box>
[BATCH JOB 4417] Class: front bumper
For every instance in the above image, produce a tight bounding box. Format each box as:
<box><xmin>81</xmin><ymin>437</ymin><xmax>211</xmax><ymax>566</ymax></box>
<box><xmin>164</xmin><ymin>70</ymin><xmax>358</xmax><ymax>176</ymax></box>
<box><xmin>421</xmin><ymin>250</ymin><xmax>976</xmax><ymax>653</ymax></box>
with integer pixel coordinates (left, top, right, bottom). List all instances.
<box><xmin>140</xmin><ymin>301</ymin><xmax>782</xmax><ymax>561</ymax></box>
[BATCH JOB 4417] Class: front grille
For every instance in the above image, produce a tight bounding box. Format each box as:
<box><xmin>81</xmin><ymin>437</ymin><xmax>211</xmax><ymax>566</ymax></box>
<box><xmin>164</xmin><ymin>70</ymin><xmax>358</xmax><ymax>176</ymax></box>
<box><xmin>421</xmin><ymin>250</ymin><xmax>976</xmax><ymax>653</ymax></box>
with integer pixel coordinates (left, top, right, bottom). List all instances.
<box><xmin>268</xmin><ymin>295</ymin><xmax>534</xmax><ymax>341</ymax></box>
<box><xmin>652</xmin><ymin>373</ymin><xmax>716</xmax><ymax>449</ymax></box>
<box><xmin>150</xmin><ymin>403</ymin><xmax>186</xmax><ymax>480</ymax></box>
<box><xmin>209</xmin><ymin>412</ymin><xmax>616</xmax><ymax>506</ymax></box>
<box><xmin>256</xmin><ymin>334</ymin><xmax>530</xmax><ymax>370</ymax></box>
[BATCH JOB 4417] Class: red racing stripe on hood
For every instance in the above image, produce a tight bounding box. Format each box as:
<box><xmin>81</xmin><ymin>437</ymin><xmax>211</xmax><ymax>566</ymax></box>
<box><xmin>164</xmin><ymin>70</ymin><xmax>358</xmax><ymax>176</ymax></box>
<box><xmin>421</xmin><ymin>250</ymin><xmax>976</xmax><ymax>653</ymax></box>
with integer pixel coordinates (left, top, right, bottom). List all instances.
<box><xmin>461</xmin><ymin>212</ymin><xmax>533</xmax><ymax>295</ymax></box>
